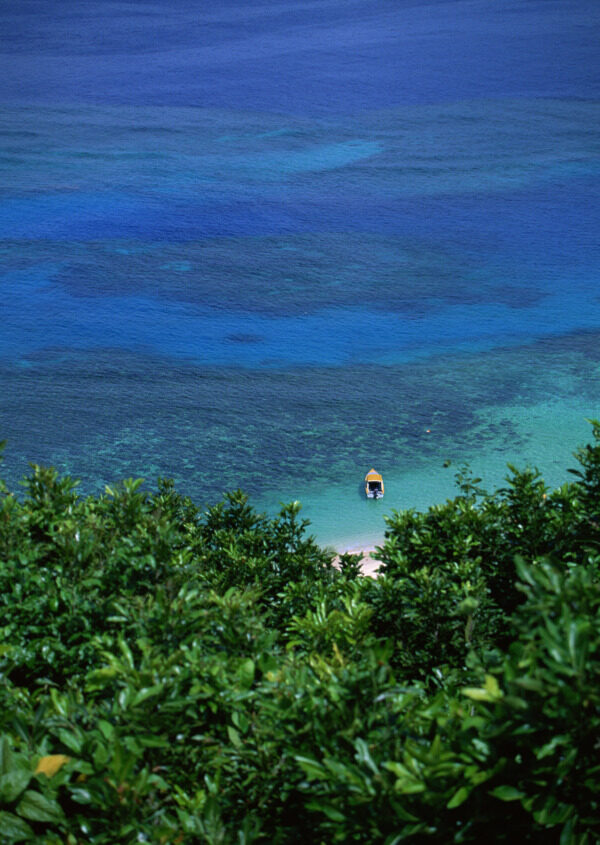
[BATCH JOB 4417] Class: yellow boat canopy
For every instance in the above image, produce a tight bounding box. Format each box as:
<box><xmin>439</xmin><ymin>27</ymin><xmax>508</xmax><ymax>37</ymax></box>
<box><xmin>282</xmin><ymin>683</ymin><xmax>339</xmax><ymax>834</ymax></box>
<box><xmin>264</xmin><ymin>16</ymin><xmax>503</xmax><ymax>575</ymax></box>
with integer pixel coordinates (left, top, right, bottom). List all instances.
<box><xmin>365</xmin><ymin>468</ymin><xmax>383</xmax><ymax>483</ymax></box>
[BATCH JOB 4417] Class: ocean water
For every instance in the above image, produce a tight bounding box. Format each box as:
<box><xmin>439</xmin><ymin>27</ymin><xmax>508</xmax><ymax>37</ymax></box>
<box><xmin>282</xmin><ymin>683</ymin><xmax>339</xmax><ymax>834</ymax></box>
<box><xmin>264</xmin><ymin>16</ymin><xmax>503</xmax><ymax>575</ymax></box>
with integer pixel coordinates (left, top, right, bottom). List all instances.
<box><xmin>1</xmin><ymin>0</ymin><xmax>599</xmax><ymax>546</ymax></box>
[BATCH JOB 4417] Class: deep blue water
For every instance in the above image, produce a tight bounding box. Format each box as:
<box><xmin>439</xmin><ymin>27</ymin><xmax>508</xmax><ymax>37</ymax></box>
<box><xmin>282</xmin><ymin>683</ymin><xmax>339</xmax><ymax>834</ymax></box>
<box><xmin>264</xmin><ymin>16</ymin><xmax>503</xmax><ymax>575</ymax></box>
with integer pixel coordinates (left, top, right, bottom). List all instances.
<box><xmin>1</xmin><ymin>0</ymin><xmax>600</xmax><ymax>541</ymax></box>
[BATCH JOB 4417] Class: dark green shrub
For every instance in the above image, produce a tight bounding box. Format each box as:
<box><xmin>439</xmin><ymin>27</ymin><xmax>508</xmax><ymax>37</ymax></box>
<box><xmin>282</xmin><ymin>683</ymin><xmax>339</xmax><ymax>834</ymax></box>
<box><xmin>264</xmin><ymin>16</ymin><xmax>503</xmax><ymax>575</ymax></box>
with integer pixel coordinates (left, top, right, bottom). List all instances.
<box><xmin>1</xmin><ymin>424</ymin><xmax>600</xmax><ymax>842</ymax></box>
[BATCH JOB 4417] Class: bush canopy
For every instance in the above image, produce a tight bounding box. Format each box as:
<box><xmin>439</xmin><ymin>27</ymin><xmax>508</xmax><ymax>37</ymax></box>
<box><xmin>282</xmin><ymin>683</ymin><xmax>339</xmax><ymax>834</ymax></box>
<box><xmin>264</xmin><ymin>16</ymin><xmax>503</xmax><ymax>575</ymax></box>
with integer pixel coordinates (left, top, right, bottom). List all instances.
<box><xmin>1</xmin><ymin>424</ymin><xmax>600</xmax><ymax>843</ymax></box>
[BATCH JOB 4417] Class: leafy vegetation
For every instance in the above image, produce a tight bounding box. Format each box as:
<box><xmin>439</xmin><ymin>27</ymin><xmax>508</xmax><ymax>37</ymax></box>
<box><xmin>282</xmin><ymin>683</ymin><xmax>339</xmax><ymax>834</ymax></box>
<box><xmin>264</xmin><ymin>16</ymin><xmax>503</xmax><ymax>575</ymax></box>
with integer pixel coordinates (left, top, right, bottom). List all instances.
<box><xmin>1</xmin><ymin>424</ymin><xmax>600</xmax><ymax>843</ymax></box>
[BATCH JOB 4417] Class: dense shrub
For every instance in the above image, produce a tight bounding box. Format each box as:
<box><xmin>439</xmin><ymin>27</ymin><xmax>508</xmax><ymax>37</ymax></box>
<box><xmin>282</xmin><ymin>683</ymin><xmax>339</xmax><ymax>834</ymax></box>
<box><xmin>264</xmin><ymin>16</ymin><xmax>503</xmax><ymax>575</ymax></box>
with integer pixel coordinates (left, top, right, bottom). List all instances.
<box><xmin>0</xmin><ymin>425</ymin><xmax>600</xmax><ymax>842</ymax></box>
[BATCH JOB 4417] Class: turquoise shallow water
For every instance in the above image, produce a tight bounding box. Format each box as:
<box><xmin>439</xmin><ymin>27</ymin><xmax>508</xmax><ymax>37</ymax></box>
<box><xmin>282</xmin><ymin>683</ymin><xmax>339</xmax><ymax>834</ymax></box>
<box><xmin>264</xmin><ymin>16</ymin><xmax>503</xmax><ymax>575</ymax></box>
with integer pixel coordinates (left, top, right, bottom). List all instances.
<box><xmin>2</xmin><ymin>336</ymin><xmax>599</xmax><ymax>547</ymax></box>
<box><xmin>1</xmin><ymin>1</ymin><xmax>600</xmax><ymax>545</ymax></box>
<box><xmin>275</xmin><ymin>396</ymin><xmax>600</xmax><ymax>549</ymax></box>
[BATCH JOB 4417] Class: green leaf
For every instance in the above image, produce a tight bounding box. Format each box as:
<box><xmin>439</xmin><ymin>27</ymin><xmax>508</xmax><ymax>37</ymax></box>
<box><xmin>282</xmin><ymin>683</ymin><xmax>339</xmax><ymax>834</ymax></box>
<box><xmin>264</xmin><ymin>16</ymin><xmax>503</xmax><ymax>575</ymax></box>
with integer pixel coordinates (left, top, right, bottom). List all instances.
<box><xmin>490</xmin><ymin>785</ymin><xmax>526</xmax><ymax>802</ymax></box>
<box><xmin>536</xmin><ymin>735</ymin><xmax>568</xmax><ymax>760</ymax></box>
<box><xmin>306</xmin><ymin>800</ymin><xmax>345</xmax><ymax>822</ymax></box>
<box><xmin>386</xmin><ymin>802</ymin><xmax>420</xmax><ymax>823</ymax></box>
<box><xmin>354</xmin><ymin>738</ymin><xmax>379</xmax><ymax>775</ymax></box>
<box><xmin>132</xmin><ymin>684</ymin><xmax>164</xmax><ymax>707</ymax></box>
<box><xmin>384</xmin><ymin>761</ymin><xmax>426</xmax><ymax>796</ymax></box>
<box><xmin>16</xmin><ymin>790</ymin><xmax>64</xmax><ymax>824</ymax></box>
<box><xmin>514</xmin><ymin>676</ymin><xmax>544</xmax><ymax>692</ymax></box>
<box><xmin>394</xmin><ymin>780</ymin><xmax>426</xmax><ymax>795</ymax></box>
<box><xmin>237</xmin><ymin>659</ymin><xmax>255</xmax><ymax>689</ymax></box>
<box><xmin>118</xmin><ymin>638</ymin><xmax>135</xmax><ymax>669</ymax></box>
<box><xmin>295</xmin><ymin>756</ymin><xmax>328</xmax><ymax>781</ymax></box>
<box><xmin>69</xmin><ymin>787</ymin><xmax>93</xmax><ymax>805</ymax></box>
<box><xmin>227</xmin><ymin>726</ymin><xmax>243</xmax><ymax>749</ymax></box>
<box><xmin>92</xmin><ymin>741</ymin><xmax>109</xmax><ymax>770</ymax></box>
<box><xmin>0</xmin><ymin>737</ymin><xmax>13</xmax><ymax>776</ymax></box>
<box><xmin>57</xmin><ymin>729</ymin><xmax>83</xmax><ymax>754</ymax></box>
<box><xmin>463</xmin><ymin>675</ymin><xmax>502</xmax><ymax>702</ymax></box>
<box><xmin>484</xmin><ymin>675</ymin><xmax>501</xmax><ymax>697</ymax></box>
<box><xmin>231</xmin><ymin>711</ymin><xmax>249</xmax><ymax>734</ymax></box>
<box><xmin>559</xmin><ymin>817</ymin><xmax>576</xmax><ymax>845</ymax></box>
<box><xmin>98</xmin><ymin>720</ymin><xmax>115</xmax><ymax>741</ymax></box>
<box><xmin>383</xmin><ymin>762</ymin><xmax>412</xmax><ymax>779</ymax></box>
<box><xmin>533</xmin><ymin>796</ymin><xmax>573</xmax><ymax>825</ymax></box>
<box><xmin>447</xmin><ymin>787</ymin><xmax>471</xmax><ymax>808</ymax></box>
<box><xmin>138</xmin><ymin>735</ymin><xmax>170</xmax><ymax>749</ymax></box>
<box><xmin>49</xmin><ymin>688</ymin><xmax>69</xmax><ymax>718</ymax></box>
<box><xmin>0</xmin><ymin>810</ymin><xmax>34</xmax><ymax>842</ymax></box>
<box><xmin>0</xmin><ymin>769</ymin><xmax>32</xmax><ymax>803</ymax></box>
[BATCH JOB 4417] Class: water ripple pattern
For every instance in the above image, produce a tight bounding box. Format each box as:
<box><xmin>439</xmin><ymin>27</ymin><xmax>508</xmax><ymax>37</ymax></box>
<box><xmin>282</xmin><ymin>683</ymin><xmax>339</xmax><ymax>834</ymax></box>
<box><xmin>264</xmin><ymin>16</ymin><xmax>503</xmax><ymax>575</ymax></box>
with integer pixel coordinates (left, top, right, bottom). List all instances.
<box><xmin>1</xmin><ymin>0</ymin><xmax>599</xmax><ymax>543</ymax></box>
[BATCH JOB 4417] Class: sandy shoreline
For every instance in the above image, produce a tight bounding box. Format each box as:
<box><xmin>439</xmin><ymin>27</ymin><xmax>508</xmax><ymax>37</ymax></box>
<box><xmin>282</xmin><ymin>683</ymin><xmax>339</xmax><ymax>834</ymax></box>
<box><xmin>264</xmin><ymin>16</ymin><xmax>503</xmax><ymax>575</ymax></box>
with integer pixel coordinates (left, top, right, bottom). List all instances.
<box><xmin>333</xmin><ymin>546</ymin><xmax>382</xmax><ymax>577</ymax></box>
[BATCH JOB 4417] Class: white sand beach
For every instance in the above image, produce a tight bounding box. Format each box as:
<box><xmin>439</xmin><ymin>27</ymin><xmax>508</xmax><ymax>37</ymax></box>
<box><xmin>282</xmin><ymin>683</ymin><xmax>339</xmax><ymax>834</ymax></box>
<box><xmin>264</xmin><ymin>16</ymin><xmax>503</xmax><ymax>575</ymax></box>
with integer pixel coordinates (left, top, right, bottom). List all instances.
<box><xmin>333</xmin><ymin>545</ymin><xmax>383</xmax><ymax>577</ymax></box>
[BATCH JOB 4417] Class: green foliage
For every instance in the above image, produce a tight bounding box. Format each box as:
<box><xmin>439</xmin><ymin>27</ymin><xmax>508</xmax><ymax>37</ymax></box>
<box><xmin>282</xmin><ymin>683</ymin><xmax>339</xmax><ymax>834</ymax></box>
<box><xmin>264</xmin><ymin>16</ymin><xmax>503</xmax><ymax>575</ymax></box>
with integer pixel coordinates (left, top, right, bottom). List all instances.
<box><xmin>468</xmin><ymin>556</ymin><xmax>600</xmax><ymax>840</ymax></box>
<box><xmin>1</xmin><ymin>424</ymin><xmax>600</xmax><ymax>841</ymax></box>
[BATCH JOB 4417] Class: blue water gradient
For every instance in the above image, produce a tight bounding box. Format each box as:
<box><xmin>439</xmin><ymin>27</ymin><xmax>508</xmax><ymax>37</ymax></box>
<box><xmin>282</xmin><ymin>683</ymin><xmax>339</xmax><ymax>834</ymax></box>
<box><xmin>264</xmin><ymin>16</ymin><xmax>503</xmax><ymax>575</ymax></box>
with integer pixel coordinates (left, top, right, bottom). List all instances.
<box><xmin>3</xmin><ymin>262</ymin><xmax>600</xmax><ymax>367</ymax></box>
<box><xmin>2</xmin><ymin>1</ymin><xmax>599</xmax><ymax>111</ymax></box>
<box><xmin>1</xmin><ymin>0</ymin><xmax>600</xmax><ymax>541</ymax></box>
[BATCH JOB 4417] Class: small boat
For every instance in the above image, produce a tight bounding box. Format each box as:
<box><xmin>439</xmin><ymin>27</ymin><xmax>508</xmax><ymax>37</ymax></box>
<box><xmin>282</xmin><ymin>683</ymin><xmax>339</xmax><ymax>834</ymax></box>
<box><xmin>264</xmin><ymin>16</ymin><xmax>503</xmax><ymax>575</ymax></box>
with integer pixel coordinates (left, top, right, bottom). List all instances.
<box><xmin>365</xmin><ymin>468</ymin><xmax>384</xmax><ymax>499</ymax></box>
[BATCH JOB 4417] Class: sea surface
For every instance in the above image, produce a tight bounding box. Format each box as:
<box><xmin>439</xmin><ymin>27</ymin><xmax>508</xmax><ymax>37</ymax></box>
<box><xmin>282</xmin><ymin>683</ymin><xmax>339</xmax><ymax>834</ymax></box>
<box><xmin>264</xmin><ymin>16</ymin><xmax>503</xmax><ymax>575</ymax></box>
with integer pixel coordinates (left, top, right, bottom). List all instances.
<box><xmin>1</xmin><ymin>0</ymin><xmax>600</xmax><ymax>547</ymax></box>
